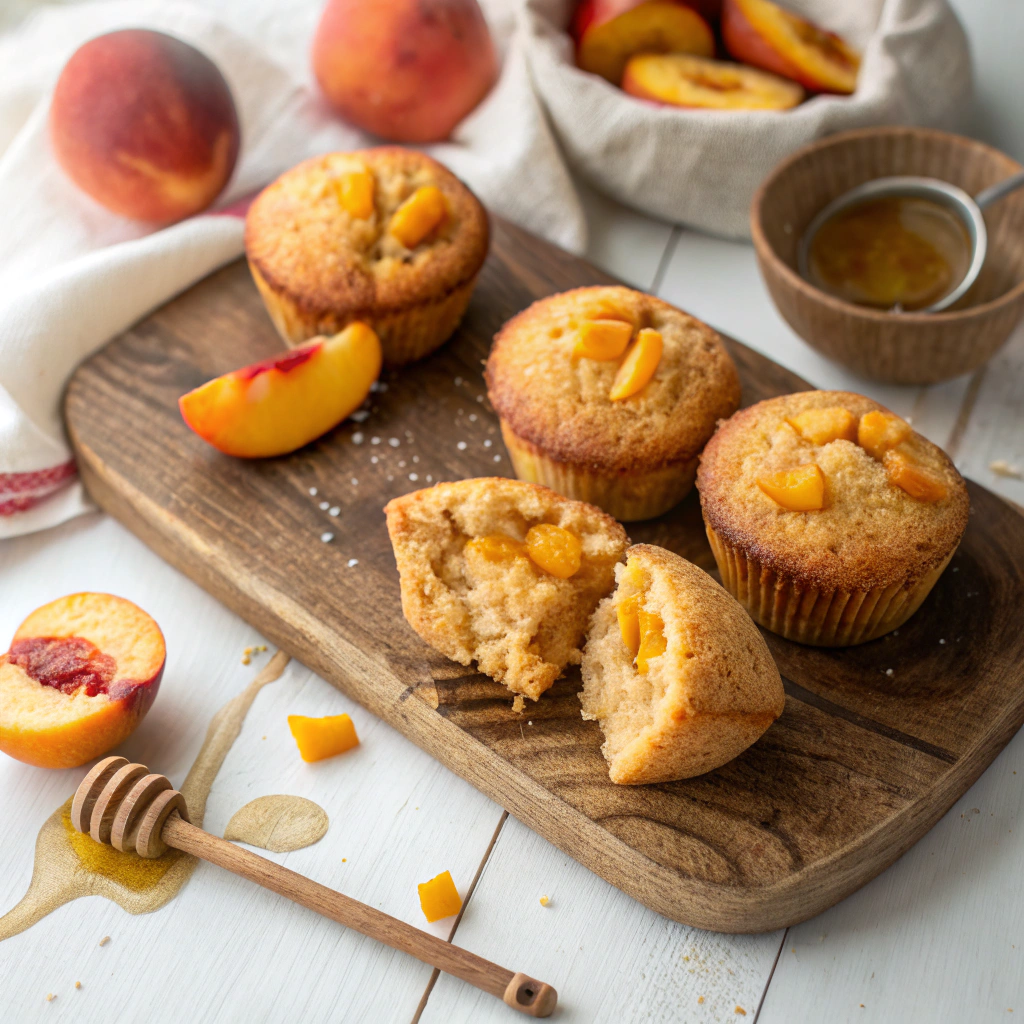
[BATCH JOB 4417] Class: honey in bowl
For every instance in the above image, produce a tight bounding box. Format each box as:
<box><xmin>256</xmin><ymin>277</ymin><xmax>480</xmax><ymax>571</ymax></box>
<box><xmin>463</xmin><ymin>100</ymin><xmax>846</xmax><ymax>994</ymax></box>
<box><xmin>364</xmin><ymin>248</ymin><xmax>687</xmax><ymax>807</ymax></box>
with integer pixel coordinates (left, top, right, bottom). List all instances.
<box><xmin>805</xmin><ymin>195</ymin><xmax>972</xmax><ymax>311</ymax></box>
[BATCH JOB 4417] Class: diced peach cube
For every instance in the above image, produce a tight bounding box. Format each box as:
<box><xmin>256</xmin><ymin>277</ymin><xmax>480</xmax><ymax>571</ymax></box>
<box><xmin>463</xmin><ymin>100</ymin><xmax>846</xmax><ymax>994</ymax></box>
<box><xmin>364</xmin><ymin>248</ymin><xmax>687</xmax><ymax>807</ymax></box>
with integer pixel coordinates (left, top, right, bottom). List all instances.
<box><xmin>525</xmin><ymin>524</ymin><xmax>583</xmax><ymax>579</ymax></box>
<box><xmin>465</xmin><ymin>534</ymin><xmax>526</xmax><ymax>562</ymax></box>
<box><xmin>336</xmin><ymin>168</ymin><xmax>375</xmax><ymax>219</ymax></box>
<box><xmin>635</xmin><ymin>608</ymin><xmax>667</xmax><ymax>674</ymax></box>
<box><xmin>609</xmin><ymin>328</ymin><xmax>663</xmax><ymax>401</ymax></box>
<box><xmin>757</xmin><ymin>464</ymin><xmax>826</xmax><ymax>511</ymax></box>
<box><xmin>574</xmin><ymin>319</ymin><xmax>634</xmax><ymax>361</ymax></box>
<box><xmin>786</xmin><ymin>407</ymin><xmax>857</xmax><ymax>445</ymax></box>
<box><xmin>288</xmin><ymin>713</ymin><xmax>359</xmax><ymax>762</ymax></box>
<box><xmin>389</xmin><ymin>185</ymin><xmax>448</xmax><ymax>248</ymax></box>
<box><xmin>857</xmin><ymin>410</ymin><xmax>911</xmax><ymax>460</ymax></box>
<box><xmin>883</xmin><ymin>450</ymin><xmax>948</xmax><ymax>502</ymax></box>
<box><xmin>418</xmin><ymin>870</ymin><xmax>462</xmax><ymax>923</ymax></box>
<box><xmin>617</xmin><ymin>593</ymin><xmax>642</xmax><ymax>658</ymax></box>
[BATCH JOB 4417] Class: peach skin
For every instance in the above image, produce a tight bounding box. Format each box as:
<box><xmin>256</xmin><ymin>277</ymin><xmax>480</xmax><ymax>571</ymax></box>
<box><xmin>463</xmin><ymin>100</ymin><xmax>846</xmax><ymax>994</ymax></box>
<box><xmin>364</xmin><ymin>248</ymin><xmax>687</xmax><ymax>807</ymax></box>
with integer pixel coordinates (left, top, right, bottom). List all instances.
<box><xmin>0</xmin><ymin>593</ymin><xmax>165</xmax><ymax>770</ymax></box>
<box><xmin>721</xmin><ymin>0</ymin><xmax>860</xmax><ymax>94</ymax></box>
<box><xmin>623</xmin><ymin>53</ymin><xmax>804</xmax><ymax>110</ymax></box>
<box><xmin>179</xmin><ymin>322</ymin><xmax>382</xmax><ymax>459</ymax></box>
<box><xmin>573</xmin><ymin>0</ymin><xmax>715</xmax><ymax>85</ymax></box>
<box><xmin>49</xmin><ymin>29</ymin><xmax>240</xmax><ymax>224</ymax></box>
<box><xmin>312</xmin><ymin>0</ymin><xmax>497</xmax><ymax>143</ymax></box>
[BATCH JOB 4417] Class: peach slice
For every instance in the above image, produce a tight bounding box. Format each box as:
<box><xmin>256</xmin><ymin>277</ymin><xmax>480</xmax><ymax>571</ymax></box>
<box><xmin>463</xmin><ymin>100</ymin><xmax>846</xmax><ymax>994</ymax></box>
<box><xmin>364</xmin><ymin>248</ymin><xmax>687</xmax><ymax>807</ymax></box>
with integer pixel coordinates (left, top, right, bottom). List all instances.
<box><xmin>617</xmin><ymin>592</ymin><xmax>643</xmax><ymax>657</ymax></box>
<box><xmin>335</xmin><ymin>168</ymin><xmax>375</xmax><ymax>219</ymax></box>
<box><xmin>418</xmin><ymin>870</ymin><xmax>462</xmax><ymax>923</ymax></box>
<box><xmin>883</xmin><ymin>450</ymin><xmax>948</xmax><ymax>502</ymax></box>
<box><xmin>389</xmin><ymin>185</ymin><xmax>448</xmax><ymax>249</ymax></box>
<box><xmin>574</xmin><ymin>0</ymin><xmax>715</xmax><ymax>85</ymax></box>
<box><xmin>623</xmin><ymin>53</ymin><xmax>804</xmax><ymax>110</ymax></box>
<box><xmin>786</xmin><ymin>407</ymin><xmax>858</xmax><ymax>445</ymax></box>
<box><xmin>179</xmin><ymin>322</ymin><xmax>382</xmax><ymax>458</ymax></box>
<box><xmin>757</xmin><ymin>463</ymin><xmax>825</xmax><ymax>511</ymax></box>
<box><xmin>609</xmin><ymin>328</ymin><xmax>663</xmax><ymax>401</ymax></box>
<box><xmin>574</xmin><ymin>319</ymin><xmax>634</xmax><ymax>361</ymax></box>
<box><xmin>525</xmin><ymin>524</ymin><xmax>583</xmax><ymax>579</ymax></box>
<box><xmin>857</xmin><ymin>410</ymin><xmax>911</xmax><ymax>461</ymax></box>
<box><xmin>0</xmin><ymin>593</ymin><xmax>165</xmax><ymax>770</ymax></box>
<box><xmin>635</xmin><ymin>607</ymin><xmax>667</xmax><ymax>674</ymax></box>
<box><xmin>288</xmin><ymin>713</ymin><xmax>360</xmax><ymax>762</ymax></box>
<box><xmin>721</xmin><ymin>0</ymin><xmax>860</xmax><ymax>95</ymax></box>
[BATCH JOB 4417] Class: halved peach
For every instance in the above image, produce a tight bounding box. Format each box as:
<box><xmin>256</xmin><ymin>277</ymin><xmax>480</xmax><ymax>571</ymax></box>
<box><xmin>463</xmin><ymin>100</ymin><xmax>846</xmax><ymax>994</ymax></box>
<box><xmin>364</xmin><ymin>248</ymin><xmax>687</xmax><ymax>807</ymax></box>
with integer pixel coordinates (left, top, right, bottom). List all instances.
<box><xmin>574</xmin><ymin>0</ymin><xmax>715</xmax><ymax>85</ymax></box>
<box><xmin>0</xmin><ymin>593</ymin><xmax>165</xmax><ymax>770</ymax></box>
<box><xmin>623</xmin><ymin>53</ymin><xmax>804</xmax><ymax>110</ymax></box>
<box><xmin>179</xmin><ymin>322</ymin><xmax>382</xmax><ymax>458</ymax></box>
<box><xmin>721</xmin><ymin>0</ymin><xmax>860</xmax><ymax>94</ymax></box>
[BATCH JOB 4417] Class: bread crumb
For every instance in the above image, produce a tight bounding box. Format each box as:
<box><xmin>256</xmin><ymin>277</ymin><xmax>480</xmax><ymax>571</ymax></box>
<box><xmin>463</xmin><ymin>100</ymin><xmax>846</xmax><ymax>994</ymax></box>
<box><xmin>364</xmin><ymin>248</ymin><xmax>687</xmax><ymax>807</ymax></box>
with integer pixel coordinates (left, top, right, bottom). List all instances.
<box><xmin>342</xmin><ymin>858</ymin><xmax>347</xmax><ymax>863</ymax></box>
<box><xmin>698</xmin><ymin>995</ymin><xmax>704</xmax><ymax>1004</ymax></box>
<box><xmin>46</xmin><ymin>993</ymin><xmax>55</xmax><ymax>1002</ymax></box>
<box><xmin>990</xmin><ymin>460</ymin><xmax>1022</xmax><ymax>479</ymax></box>
<box><xmin>735</xmin><ymin>1008</ymin><xmax>746</xmax><ymax>1016</ymax></box>
<box><xmin>512</xmin><ymin>695</ymin><xmax>526</xmax><ymax>714</ymax></box>
<box><xmin>539</xmin><ymin>895</ymin><xmax>550</xmax><ymax>907</ymax></box>
<box><xmin>99</xmin><ymin>936</ymin><xmax>110</xmax><ymax>947</ymax></box>
<box><xmin>75</xmin><ymin>982</ymin><xmax>82</xmax><ymax>990</ymax></box>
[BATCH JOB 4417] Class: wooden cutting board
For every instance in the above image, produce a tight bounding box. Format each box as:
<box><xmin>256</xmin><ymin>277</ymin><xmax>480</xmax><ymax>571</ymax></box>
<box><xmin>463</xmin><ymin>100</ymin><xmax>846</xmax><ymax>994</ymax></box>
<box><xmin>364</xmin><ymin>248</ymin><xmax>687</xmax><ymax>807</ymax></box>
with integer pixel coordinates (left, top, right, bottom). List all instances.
<box><xmin>65</xmin><ymin>217</ymin><xmax>1024</xmax><ymax>933</ymax></box>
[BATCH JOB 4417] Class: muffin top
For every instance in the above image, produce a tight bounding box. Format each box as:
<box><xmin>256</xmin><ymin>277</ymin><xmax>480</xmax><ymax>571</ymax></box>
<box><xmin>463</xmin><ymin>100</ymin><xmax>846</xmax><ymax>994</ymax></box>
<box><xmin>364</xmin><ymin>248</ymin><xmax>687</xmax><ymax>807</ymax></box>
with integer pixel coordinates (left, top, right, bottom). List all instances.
<box><xmin>245</xmin><ymin>147</ymin><xmax>489</xmax><ymax>316</ymax></box>
<box><xmin>697</xmin><ymin>391</ymin><xmax>970</xmax><ymax>591</ymax></box>
<box><xmin>485</xmin><ymin>287</ymin><xmax>740</xmax><ymax>474</ymax></box>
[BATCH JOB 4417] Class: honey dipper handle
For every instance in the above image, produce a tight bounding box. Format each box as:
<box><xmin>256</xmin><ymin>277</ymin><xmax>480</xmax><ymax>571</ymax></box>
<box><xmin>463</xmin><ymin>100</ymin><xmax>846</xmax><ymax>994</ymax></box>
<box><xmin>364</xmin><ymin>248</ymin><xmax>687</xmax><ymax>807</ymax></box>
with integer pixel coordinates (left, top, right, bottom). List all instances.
<box><xmin>161</xmin><ymin>815</ymin><xmax>556</xmax><ymax>1017</ymax></box>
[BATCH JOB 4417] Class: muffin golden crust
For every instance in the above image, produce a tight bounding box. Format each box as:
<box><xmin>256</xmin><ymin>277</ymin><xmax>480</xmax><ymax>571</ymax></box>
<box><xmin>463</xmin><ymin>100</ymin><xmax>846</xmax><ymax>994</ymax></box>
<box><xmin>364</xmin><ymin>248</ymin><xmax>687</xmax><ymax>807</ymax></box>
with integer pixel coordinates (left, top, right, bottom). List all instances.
<box><xmin>697</xmin><ymin>390</ymin><xmax>969</xmax><ymax>645</ymax></box>
<box><xmin>384</xmin><ymin>478</ymin><xmax>629</xmax><ymax>700</ymax></box>
<box><xmin>581</xmin><ymin>544</ymin><xmax>784</xmax><ymax>785</ymax></box>
<box><xmin>485</xmin><ymin>286</ymin><xmax>740</xmax><ymax>520</ymax></box>
<box><xmin>245</xmin><ymin>147</ymin><xmax>489</xmax><ymax>366</ymax></box>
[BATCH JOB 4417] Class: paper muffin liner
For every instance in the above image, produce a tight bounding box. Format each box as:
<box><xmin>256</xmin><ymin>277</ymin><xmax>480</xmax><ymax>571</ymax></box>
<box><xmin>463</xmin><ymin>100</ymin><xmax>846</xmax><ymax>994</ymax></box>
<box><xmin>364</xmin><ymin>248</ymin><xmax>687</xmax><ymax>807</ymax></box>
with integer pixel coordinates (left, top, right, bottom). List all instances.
<box><xmin>704</xmin><ymin>522</ymin><xmax>954</xmax><ymax>646</ymax></box>
<box><xmin>500</xmin><ymin>421</ymin><xmax>697</xmax><ymax>522</ymax></box>
<box><xmin>250</xmin><ymin>261</ymin><xmax>479</xmax><ymax>368</ymax></box>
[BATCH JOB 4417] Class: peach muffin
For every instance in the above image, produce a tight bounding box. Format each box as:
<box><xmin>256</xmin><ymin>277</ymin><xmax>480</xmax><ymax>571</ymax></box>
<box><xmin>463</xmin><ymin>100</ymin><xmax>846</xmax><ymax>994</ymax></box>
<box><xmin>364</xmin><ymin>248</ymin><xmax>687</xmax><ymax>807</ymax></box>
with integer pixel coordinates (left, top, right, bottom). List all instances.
<box><xmin>245</xmin><ymin>148</ymin><xmax>489</xmax><ymax>367</ymax></box>
<box><xmin>697</xmin><ymin>391</ymin><xmax>970</xmax><ymax>646</ymax></box>
<box><xmin>581</xmin><ymin>544</ymin><xmax>784</xmax><ymax>784</ymax></box>
<box><xmin>384</xmin><ymin>478</ymin><xmax>628</xmax><ymax>701</ymax></box>
<box><xmin>485</xmin><ymin>286</ymin><xmax>740</xmax><ymax>521</ymax></box>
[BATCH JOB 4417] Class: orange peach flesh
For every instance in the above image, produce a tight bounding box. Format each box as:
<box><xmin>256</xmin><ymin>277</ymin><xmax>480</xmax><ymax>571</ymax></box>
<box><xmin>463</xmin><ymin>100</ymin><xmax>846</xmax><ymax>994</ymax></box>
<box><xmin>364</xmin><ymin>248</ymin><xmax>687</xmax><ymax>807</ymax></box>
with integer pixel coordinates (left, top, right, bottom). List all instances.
<box><xmin>0</xmin><ymin>593</ymin><xmax>165</xmax><ymax>770</ymax></box>
<box><xmin>721</xmin><ymin>0</ymin><xmax>859</xmax><ymax>94</ymax></box>
<box><xmin>312</xmin><ymin>0</ymin><xmax>498</xmax><ymax>143</ymax></box>
<box><xmin>609</xmin><ymin>328</ymin><xmax>663</xmax><ymax>400</ymax></box>
<box><xmin>179</xmin><ymin>322</ymin><xmax>382</xmax><ymax>459</ymax></box>
<box><xmin>49</xmin><ymin>29</ymin><xmax>239</xmax><ymax>224</ymax></box>
<box><xmin>575</xmin><ymin>0</ymin><xmax>715</xmax><ymax>85</ymax></box>
<box><xmin>757</xmin><ymin>463</ymin><xmax>826</xmax><ymax>511</ymax></box>
<box><xmin>623</xmin><ymin>53</ymin><xmax>804</xmax><ymax>110</ymax></box>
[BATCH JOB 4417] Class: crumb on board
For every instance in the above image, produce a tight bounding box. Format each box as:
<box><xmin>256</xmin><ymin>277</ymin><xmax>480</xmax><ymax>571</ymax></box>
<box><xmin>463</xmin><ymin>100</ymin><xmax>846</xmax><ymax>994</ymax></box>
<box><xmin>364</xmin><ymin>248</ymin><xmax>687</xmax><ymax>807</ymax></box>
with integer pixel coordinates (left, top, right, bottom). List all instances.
<box><xmin>46</xmin><ymin>993</ymin><xmax>55</xmax><ymax>1002</ymax></box>
<box><xmin>75</xmin><ymin>982</ymin><xmax>81</xmax><ymax>990</ymax></box>
<box><xmin>539</xmin><ymin>895</ymin><xmax>550</xmax><ymax>907</ymax></box>
<box><xmin>99</xmin><ymin>936</ymin><xmax>110</xmax><ymax>947</ymax></box>
<box><xmin>512</xmin><ymin>695</ymin><xmax>526</xmax><ymax>714</ymax></box>
<box><xmin>698</xmin><ymin>996</ymin><xmax>704</xmax><ymax>1004</ymax></box>
<box><xmin>990</xmin><ymin>459</ymin><xmax>1022</xmax><ymax>479</ymax></box>
<box><xmin>735</xmin><ymin>1008</ymin><xmax>746</xmax><ymax>1016</ymax></box>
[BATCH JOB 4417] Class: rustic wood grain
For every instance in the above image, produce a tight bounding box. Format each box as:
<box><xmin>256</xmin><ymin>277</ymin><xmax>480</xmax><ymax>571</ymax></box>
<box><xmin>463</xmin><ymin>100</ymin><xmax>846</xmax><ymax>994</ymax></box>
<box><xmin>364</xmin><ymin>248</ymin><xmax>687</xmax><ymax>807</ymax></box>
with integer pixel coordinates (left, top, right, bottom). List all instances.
<box><xmin>64</xmin><ymin>217</ymin><xmax>1024</xmax><ymax>933</ymax></box>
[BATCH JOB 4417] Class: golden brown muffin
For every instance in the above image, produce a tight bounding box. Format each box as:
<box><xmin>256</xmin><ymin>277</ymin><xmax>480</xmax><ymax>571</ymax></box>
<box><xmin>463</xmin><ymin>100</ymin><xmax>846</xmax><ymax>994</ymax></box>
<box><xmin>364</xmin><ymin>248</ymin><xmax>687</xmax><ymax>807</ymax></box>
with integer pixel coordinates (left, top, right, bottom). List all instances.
<box><xmin>581</xmin><ymin>544</ymin><xmax>784</xmax><ymax>784</ymax></box>
<box><xmin>245</xmin><ymin>148</ymin><xmax>489</xmax><ymax>367</ymax></box>
<box><xmin>384</xmin><ymin>477</ymin><xmax>628</xmax><ymax>701</ymax></box>
<box><xmin>485</xmin><ymin>286</ymin><xmax>740</xmax><ymax>521</ymax></box>
<box><xmin>697</xmin><ymin>390</ymin><xmax>970</xmax><ymax>646</ymax></box>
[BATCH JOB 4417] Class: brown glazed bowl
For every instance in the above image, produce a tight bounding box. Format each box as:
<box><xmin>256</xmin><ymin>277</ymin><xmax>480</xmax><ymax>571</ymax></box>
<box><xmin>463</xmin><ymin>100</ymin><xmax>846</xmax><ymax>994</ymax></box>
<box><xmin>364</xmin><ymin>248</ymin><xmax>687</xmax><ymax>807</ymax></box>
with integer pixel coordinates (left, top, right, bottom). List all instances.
<box><xmin>751</xmin><ymin>127</ymin><xmax>1024</xmax><ymax>385</ymax></box>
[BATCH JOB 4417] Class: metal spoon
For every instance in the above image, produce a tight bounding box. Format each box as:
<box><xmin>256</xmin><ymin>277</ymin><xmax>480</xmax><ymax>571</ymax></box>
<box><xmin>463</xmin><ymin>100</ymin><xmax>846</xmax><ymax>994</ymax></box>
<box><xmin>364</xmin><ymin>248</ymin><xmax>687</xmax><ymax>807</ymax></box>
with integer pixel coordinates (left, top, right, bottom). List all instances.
<box><xmin>797</xmin><ymin>167</ymin><xmax>1024</xmax><ymax>313</ymax></box>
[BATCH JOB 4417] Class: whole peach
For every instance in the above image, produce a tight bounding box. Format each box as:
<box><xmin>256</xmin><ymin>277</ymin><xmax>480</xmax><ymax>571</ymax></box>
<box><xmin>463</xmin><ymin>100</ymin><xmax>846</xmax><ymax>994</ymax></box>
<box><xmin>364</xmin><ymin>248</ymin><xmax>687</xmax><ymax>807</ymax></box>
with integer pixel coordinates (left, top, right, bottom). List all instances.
<box><xmin>50</xmin><ymin>29</ymin><xmax>240</xmax><ymax>224</ymax></box>
<box><xmin>312</xmin><ymin>0</ymin><xmax>498</xmax><ymax>143</ymax></box>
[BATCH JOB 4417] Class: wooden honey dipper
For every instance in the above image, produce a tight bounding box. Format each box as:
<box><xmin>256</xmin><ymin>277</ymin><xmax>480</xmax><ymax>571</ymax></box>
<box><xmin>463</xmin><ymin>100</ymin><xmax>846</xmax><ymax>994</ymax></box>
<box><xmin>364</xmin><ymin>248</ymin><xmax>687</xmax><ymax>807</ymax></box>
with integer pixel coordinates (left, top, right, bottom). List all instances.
<box><xmin>72</xmin><ymin>756</ymin><xmax>558</xmax><ymax>1018</ymax></box>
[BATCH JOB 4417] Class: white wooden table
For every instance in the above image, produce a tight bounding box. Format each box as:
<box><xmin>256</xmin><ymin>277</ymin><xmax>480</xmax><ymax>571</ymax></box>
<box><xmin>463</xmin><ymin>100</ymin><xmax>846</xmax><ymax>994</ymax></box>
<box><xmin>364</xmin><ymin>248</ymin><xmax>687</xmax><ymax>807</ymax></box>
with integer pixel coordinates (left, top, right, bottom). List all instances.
<box><xmin>2</xmin><ymin>2</ymin><xmax>1022</xmax><ymax>1020</ymax></box>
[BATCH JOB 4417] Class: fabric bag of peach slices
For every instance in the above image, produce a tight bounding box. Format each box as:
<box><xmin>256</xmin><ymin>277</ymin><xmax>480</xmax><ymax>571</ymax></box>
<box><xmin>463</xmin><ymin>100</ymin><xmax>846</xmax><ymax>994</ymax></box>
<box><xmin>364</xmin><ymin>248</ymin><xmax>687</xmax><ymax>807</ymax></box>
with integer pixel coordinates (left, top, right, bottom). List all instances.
<box><xmin>522</xmin><ymin>0</ymin><xmax>971</xmax><ymax>238</ymax></box>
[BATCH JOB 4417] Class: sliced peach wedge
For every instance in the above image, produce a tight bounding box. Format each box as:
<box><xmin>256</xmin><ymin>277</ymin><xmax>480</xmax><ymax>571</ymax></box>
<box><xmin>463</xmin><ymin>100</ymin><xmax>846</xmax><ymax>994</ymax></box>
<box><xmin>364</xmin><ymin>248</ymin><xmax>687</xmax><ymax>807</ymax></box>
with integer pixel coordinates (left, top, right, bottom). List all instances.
<box><xmin>623</xmin><ymin>53</ymin><xmax>804</xmax><ymax>110</ymax></box>
<box><xmin>179</xmin><ymin>322</ymin><xmax>382</xmax><ymax>458</ymax></box>
<box><xmin>722</xmin><ymin>0</ymin><xmax>860</xmax><ymax>95</ymax></box>
<box><xmin>0</xmin><ymin>593</ymin><xmax>165</xmax><ymax>770</ymax></box>
<box><xmin>574</xmin><ymin>0</ymin><xmax>715</xmax><ymax>85</ymax></box>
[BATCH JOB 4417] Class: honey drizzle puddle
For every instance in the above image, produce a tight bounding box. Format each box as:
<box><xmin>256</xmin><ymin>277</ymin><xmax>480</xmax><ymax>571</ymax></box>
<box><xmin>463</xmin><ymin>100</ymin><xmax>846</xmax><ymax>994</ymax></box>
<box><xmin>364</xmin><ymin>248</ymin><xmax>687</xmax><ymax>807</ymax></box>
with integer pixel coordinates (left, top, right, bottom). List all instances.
<box><xmin>0</xmin><ymin>650</ymin><xmax>290</xmax><ymax>941</ymax></box>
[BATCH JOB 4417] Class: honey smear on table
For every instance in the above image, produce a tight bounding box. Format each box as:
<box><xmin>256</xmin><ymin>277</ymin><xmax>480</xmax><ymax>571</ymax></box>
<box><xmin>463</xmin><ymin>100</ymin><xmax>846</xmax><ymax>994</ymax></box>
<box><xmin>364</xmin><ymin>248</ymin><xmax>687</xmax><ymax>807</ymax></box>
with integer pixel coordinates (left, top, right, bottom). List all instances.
<box><xmin>806</xmin><ymin>195</ymin><xmax>972</xmax><ymax>311</ymax></box>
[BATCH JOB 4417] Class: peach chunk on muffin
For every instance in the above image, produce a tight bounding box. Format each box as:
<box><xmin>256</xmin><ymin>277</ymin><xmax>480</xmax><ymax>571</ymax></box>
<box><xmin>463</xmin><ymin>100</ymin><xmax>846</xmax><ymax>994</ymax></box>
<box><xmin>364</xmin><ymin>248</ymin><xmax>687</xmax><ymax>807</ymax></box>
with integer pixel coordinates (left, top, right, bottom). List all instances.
<box><xmin>384</xmin><ymin>478</ymin><xmax>628</xmax><ymax>701</ymax></box>
<box><xmin>0</xmin><ymin>593</ymin><xmax>165</xmax><ymax>769</ymax></box>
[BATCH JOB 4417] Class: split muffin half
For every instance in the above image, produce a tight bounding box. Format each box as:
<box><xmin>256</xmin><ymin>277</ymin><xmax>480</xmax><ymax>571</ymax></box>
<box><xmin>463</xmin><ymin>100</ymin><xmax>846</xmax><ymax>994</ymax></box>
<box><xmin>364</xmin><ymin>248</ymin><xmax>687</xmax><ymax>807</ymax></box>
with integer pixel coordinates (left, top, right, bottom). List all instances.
<box><xmin>581</xmin><ymin>544</ymin><xmax>784</xmax><ymax>784</ymax></box>
<box><xmin>384</xmin><ymin>478</ymin><xmax>629</xmax><ymax>701</ymax></box>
